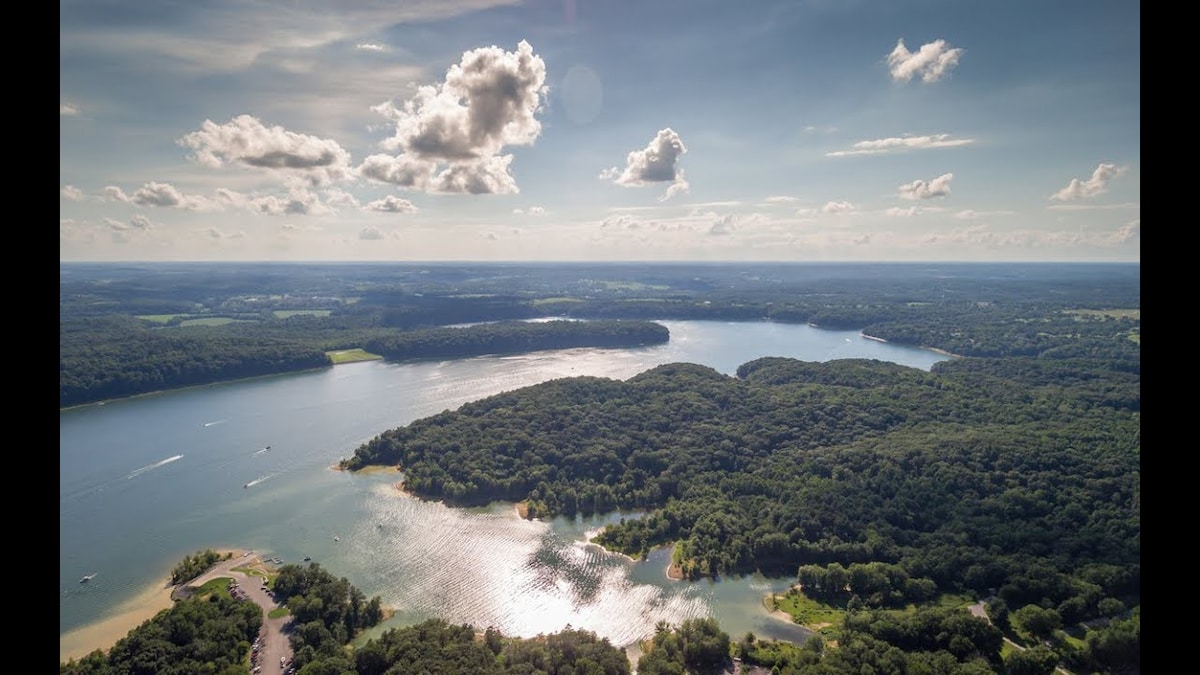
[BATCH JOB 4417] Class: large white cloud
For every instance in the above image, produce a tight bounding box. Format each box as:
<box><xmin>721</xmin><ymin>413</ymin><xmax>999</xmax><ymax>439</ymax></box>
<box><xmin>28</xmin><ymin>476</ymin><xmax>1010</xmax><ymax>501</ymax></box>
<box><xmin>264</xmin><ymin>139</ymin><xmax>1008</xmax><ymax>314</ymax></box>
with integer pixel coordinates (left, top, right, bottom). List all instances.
<box><xmin>827</xmin><ymin>134</ymin><xmax>972</xmax><ymax>157</ymax></box>
<box><xmin>898</xmin><ymin>173</ymin><xmax>953</xmax><ymax>200</ymax></box>
<box><xmin>601</xmin><ymin>128</ymin><xmax>689</xmax><ymax>201</ymax></box>
<box><xmin>362</xmin><ymin>40</ymin><xmax>547</xmax><ymax>195</ymax></box>
<box><xmin>178</xmin><ymin>114</ymin><xmax>353</xmax><ymax>186</ymax></box>
<box><xmin>1050</xmin><ymin>163</ymin><xmax>1129</xmax><ymax>200</ymax></box>
<box><xmin>887</xmin><ymin>38</ymin><xmax>964</xmax><ymax>83</ymax></box>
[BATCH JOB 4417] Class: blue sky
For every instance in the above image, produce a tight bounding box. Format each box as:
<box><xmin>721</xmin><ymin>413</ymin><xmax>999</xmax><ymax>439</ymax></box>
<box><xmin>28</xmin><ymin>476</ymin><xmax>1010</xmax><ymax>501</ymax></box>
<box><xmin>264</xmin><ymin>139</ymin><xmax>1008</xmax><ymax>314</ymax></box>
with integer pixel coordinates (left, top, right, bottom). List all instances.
<box><xmin>60</xmin><ymin>0</ymin><xmax>1140</xmax><ymax>263</ymax></box>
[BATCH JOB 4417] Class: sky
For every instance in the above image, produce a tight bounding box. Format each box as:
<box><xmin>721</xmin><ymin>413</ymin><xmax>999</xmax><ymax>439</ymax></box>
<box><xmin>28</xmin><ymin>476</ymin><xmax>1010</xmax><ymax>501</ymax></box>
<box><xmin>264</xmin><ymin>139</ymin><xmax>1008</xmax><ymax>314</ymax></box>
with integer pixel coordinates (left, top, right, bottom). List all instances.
<box><xmin>60</xmin><ymin>0</ymin><xmax>1140</xmax><ymax>263</ymax></box>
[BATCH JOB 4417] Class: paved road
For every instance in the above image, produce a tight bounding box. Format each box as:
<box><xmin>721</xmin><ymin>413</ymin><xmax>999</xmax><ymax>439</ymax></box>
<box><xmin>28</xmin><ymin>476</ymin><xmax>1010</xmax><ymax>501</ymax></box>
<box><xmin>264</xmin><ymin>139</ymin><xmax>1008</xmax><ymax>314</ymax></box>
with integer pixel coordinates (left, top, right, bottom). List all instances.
<box><xmin>177</xmin><ymin>552</ymin><xmax>293</xmax><ymax>673</ymax></box>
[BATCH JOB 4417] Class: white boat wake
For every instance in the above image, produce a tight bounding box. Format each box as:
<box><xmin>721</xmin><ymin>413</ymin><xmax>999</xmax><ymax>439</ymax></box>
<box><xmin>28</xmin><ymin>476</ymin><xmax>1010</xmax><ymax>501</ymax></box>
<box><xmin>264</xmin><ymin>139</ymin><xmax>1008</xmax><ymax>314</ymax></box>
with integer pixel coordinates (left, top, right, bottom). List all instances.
<box><xmin>203</xmin><ymin>419</ymin><xmax>228</xmax><ymax>427</ymax></box>
<box><xmin>243</xmin><ymin>472</ymin><xmax>279</xmax><ymax>489</ymax></box>
<box><xmin>127</xmin><ymin>454</ymin><xmax>183</xmax><ymax>479</ymax></box>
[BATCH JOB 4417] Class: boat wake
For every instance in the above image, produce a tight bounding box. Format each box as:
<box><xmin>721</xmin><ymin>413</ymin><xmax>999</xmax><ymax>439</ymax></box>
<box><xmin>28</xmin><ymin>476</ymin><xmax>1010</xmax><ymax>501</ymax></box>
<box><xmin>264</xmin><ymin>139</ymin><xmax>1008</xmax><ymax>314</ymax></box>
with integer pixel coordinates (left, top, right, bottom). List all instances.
<box><xmin>203</xmin><ymin>419</ymin><xmax>228</xmax><ymax>427</ymax></box>
<box><xmin>127</xmin><ymin>454</ymin><xmax>183</xmax><ymax>479</ymax></box>
<box><xmin>243</xmin><ymin>473</ymin><xmax>278</xmax><ymax>489</ymax></box>
<box><xmin>253</xmin><ymin>445</ymin><xmax>271</xmax><ymax>455</ymax></box>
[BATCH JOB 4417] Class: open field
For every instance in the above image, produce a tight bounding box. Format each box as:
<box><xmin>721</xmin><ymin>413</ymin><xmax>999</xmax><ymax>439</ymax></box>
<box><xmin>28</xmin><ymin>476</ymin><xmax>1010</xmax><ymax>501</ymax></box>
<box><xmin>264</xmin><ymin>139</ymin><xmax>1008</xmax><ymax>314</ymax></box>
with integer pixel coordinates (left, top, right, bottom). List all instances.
<box><xmin>327</xmin><ymin>348</ymin><xmax>383</xmax><ymax>364</ymax></box>
<box><xmin>274</xmin><ymin>310</ymin><xmax>332</xmax><ymax>318</ymax></box>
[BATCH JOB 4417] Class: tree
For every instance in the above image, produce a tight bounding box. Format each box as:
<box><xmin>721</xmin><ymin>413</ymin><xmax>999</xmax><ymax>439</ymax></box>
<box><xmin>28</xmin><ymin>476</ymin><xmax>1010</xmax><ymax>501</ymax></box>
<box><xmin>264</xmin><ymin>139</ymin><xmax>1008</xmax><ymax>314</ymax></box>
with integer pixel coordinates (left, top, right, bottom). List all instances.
<box><xmin>1013</xmin><ymin>605</ymin><xmax>1062</xmax><ymax>640</ymax></box>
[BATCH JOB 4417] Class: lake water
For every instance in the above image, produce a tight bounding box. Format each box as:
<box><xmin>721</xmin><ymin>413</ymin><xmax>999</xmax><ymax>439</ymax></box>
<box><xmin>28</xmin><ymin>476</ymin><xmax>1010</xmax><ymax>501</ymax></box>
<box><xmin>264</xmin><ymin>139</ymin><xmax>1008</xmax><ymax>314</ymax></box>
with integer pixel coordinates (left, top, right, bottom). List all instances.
<box><xmin>60</xmin><ymin>320</ymin><xmax>949</xmax><ymax>651</ymax></box>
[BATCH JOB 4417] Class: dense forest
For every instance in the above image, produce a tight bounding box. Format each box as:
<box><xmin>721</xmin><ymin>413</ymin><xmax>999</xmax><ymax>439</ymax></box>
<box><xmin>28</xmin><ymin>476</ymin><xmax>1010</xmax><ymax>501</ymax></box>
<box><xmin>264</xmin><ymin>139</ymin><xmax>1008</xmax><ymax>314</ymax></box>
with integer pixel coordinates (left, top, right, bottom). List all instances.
<box><xmin>59</xmin><ymin>262</ymin><xmax>1138</xmax><ymax>408</ymax></box>
<box><xmin>59</xmin><ymin>262</ymin><xmax>1139</xmax><ymax>673</ymax></box>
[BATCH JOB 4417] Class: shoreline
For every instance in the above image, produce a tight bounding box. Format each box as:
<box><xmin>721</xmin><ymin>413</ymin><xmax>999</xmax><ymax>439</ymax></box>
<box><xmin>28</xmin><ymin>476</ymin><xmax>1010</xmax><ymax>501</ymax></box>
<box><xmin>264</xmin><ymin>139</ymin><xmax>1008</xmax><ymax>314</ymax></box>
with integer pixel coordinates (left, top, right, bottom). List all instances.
<box><xmin>60</xmin><ymin>548</ymin><xmax>249</xmax><ymax>664</ymax></box>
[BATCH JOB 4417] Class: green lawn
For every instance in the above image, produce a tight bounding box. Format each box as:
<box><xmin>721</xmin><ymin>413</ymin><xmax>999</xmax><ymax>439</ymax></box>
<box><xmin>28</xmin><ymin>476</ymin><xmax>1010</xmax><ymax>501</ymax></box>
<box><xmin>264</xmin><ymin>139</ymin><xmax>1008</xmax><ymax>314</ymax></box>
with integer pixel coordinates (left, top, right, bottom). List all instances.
<box><xmin>327</xmin><ymin>348</ymin><xmax>383</xmax><ymax>364</ymax></box>
<box><xmin>136</xmin><ymin>314</ymin><xmax>184</xmax><ymax>323</ymax></box>
<box><xmin>179</xmin><ymin>317</ymin><xmax>256</xmax><ymax>327</ymax></box>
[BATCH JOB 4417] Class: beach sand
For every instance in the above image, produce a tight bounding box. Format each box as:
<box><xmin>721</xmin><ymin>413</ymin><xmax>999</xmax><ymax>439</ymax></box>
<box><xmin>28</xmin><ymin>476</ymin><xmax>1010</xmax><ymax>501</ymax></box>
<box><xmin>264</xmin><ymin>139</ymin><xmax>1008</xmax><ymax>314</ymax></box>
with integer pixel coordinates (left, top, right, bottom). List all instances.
<box><xmin>60</xmin><ymin>548</ymin><xmax>249</xmax><ymax>664</ymax></box>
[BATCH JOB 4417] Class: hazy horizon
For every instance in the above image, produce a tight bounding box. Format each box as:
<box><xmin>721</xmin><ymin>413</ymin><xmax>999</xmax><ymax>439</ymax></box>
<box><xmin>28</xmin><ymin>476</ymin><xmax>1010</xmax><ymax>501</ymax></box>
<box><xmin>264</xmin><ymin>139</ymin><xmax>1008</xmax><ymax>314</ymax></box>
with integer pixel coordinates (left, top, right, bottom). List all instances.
<box><xmin>61</xmin><ymin>0</ymin><xmax>1139</xmax><ymax>264</ymax></box>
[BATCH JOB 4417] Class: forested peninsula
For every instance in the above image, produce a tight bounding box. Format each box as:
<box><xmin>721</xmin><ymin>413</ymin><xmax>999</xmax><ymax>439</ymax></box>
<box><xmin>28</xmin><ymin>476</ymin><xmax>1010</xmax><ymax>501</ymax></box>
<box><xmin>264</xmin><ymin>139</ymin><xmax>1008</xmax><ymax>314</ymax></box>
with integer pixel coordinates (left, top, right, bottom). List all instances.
<box><xmin>61</xmin><ymin>262</ymin><xmax>1138</xmax><ymax>673</ymax></box>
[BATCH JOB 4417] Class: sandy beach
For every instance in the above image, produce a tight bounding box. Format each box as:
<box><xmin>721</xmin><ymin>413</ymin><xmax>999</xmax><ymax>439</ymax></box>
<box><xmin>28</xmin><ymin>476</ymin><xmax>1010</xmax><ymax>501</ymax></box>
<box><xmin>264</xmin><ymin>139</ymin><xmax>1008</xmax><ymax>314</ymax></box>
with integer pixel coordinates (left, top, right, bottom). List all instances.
<box><xmin>60</xmin><ymin>548</ymin><xmax>249</xmax><ymax>664</ymax></box>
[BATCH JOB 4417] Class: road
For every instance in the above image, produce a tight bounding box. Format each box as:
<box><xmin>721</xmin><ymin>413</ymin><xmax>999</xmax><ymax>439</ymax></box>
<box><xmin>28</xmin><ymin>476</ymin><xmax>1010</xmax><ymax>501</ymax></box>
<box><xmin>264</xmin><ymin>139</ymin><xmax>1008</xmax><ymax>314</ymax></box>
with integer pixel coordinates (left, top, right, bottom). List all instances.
<box><xmin>176</xmin><ymin>552</ymin><xmax>293</xmax><ymax>673</ymax></box>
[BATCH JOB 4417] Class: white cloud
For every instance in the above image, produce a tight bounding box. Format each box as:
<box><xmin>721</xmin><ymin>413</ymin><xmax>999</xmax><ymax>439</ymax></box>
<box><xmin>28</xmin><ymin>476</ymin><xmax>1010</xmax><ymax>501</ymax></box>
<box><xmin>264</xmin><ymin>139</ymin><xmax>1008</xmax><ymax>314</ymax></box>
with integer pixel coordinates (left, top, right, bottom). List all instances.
<box><xmin>827</xmin><ymin>134</ymin><xmax>973</xmax><ymax>157</ymax></box>
<box><xmin>887</xmin><ymin>38</ymin><xmax>964</xmax><ymax>83</ymax></box>
<box><xmin>514</xmin><ymin>206</ymin><xmax>546</xmax><ymax>215</ymax></box>
<box><xmin>1116</xmin><ymin>219</ymin><xmax>1140</xmax><ymax>242</ymax></box>
<box><xmin>366</xmin><ymin>195</ymin><xmax>418</xmax><ymax>213</ymax></box>
<box><xmin>61</xmin><ymin>185</ymin><xmax>83</xmax><ymax>201</ymax></box>
<box><xmin>764</xmin><ymin>195</ymin><xmax>799</xmax><ymax>204</ymax></box>
<box><xmin>61</xmin><ymin>103</ymin><xmax>81</xmax><ymax>116</ymax></box>
<box><xmin>898</xmin><ymin>173</ymin><xmax>953</xmax><ymax>200</ymax></box>
<box><xmin>178</xmin><ymin>114</ymin><xmax>353</xmax><ymax>186</ymax></box>
<box><xmin>363</xmin><ymin>40</ymin><xmax>546</xmax><ymax>195</ymax></box>
<box><xmin>886</xmin><ymin>206</ymin><xmax>919</xmax><ymax>217</ymax></box>
<box><xmin>602</xmin><ymin>128</ymin><xmax>689</xmax><ymax>201</ymax></box>
<box><xmin>953</xmin><ymin>209</ymin><xmax>1015</xmax><ymax>220</ymax></box>
<box><xmin>359</xmin><ymin>226</ymin><xmax>386</xmax><ymax>240</ymax></box>
<box><xmin>822</xmin><ymin>200</ymin><xmax>858</xmax><ymax>214</ymax></box>
<box><xmin>356</xmin><ymin>43</ymin><xmax>386</xmax><ymax>51</ymax></box>
<box><xmin>1050</xmin><ymin>163</ymin><xmax>1129</xmax><ymax>200</ymax></box>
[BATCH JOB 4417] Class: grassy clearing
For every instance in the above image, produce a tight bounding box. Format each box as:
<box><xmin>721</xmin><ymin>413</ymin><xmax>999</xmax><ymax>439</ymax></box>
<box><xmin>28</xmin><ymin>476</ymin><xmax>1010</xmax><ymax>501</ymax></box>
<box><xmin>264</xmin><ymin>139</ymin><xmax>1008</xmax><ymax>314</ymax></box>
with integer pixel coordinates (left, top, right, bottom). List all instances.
<box><xmin>268</xmin><ymin>607</ymin><xmax>290</xmax><ymax>619</ymax></box>
<box><xmin>327</xmin><ymin>348</ymin><xmax>383</xmax><ymax>364</ymax></box>
<box><xmin>532</xmin><ymin>297</ymin><xmax>584</xmax><ymax>306</ymax></box>
<box><xmin>136</xmin><ymin>314</ymin><xmax>184</xmax><ymax>323</ymax></box>
<box><xmin>769</xmin><ymin>588</ymin><xmax>844</xmax><ymax>631</ymax></box>
<box><xmin>179</xmin><ymin>317</ymin><xmax>256</xmax><ymax>327</ymax></box>
<box><xmin>274</xmin><ymin>309</ymin><xmax>332</xmax><ymax>318</ymax></box>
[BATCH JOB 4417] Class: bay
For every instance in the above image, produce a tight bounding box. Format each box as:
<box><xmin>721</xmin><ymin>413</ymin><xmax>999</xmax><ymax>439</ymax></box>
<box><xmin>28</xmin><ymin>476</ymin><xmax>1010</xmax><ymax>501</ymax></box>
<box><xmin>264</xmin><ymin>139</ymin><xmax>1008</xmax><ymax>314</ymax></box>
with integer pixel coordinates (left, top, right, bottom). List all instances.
<box><xmin>60</xmin><ymin>320</ymin><xmax>949</xmax><ymax>651</ymax></box>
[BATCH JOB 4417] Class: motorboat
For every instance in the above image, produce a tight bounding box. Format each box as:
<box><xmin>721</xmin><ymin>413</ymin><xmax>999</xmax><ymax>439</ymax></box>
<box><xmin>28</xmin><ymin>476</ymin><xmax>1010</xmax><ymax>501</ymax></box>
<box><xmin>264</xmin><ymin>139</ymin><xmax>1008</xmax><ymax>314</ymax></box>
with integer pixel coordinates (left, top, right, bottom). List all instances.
<box><xmin>79</xmin><ymin>573</ymin><xmax>97</xmax><ymax>583</ymax></box>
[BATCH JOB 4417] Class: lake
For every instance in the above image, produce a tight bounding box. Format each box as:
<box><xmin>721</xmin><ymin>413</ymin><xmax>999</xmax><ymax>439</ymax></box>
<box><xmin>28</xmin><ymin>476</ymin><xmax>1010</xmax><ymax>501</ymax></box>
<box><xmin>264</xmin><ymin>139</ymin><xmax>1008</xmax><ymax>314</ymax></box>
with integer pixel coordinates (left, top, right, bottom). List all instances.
<box><xmin>60</xmin><ymin>320</ymin><xmax>949</xmax><ymax>653</ymax></box>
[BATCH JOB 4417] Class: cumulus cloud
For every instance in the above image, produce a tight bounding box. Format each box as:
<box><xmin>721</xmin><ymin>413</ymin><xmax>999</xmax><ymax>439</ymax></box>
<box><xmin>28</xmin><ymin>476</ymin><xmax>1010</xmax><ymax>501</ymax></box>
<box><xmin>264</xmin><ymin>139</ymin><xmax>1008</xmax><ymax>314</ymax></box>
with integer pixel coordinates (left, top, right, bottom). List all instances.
<box><xmin>356</xmin><ymin>43</ymin><xmax>386</xmax><ymax>51</ymax></box>
<box><xmin>178</xmin><ymin>114</ymin><xmax>353</xmax><ymax>186</ymax></box>
<box><xmin>822</xmin><ymin>200</ymin><xmax>858</xmax><ymax>214</ymax></box>
<box><xmin>104</xmin><ymin>181</ymin><xmax>218</xmax><ymax>210</ymax></box>
<box><xmin>887</xmin><ymin>38</ymin><xmax>964</xmax><ymax>83</ymax></box>
<box><xmin>764</xmin><ymin>195</ymin><xmax>799</xmax><ymax>204</ymax></box>
<box><xmin>363</xmin><ymin>40</ymin><xmax>547</xmax><ymax>195</ymax></box>
<box><xmin>513</xmin><ymin>206</ymin><xmax>545</xmax><ymax>215</ymax></box>
<box><xmin>359</xmin><ymin>226</ymin><xmax>386</xmax><ymax>240</ymax></box>
<box><xmin>61</xmin><ymin>185</ymin><xmax>83</xmax><ymax>201</ymax></box>
<box><xmin>601</xmin><ymin>128</ymin><xmax>689</xmax><ymax>201</ymax></box>
<box><xmin>1050</xmin><ymin>163</ymin><xmax>1129</xmax><ymax>200</ymax></box>
<box><xmin>898</xmin><ymin>173</ymin><xmax>953</xmax><ymax>200</ymax></box>
<box><xmin>366</xmin><ymin>195</ymin><xmax>418</xmax><ymax>213</ymax></box>
<box><xmin>827</xmin><ymin>133</ymin><xmax>972</xmax><ymax>157</ymax></box>
<box><xmin>886</xmin><ymin>206</ymin><xmax>919</xmax><ymax>217</ymax></box>
<box><xmin>61</xmin><ymin>103</ymin><xmax>81</xmax><ymax>116</ymax></box>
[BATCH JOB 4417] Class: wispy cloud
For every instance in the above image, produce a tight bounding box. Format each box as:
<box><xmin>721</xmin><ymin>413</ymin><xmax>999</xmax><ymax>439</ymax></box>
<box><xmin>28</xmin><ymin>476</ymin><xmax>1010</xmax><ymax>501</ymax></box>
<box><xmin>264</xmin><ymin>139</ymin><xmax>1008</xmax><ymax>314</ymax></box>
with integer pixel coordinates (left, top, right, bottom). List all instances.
<box><xmin>822</xmin><ymin>200</ymin><xmax>858</xmax><ymax>214</ymax></box>
<box><xmin>1049</xmin><ymin>163</ymin><xmax>1129</xmax><ymax>200</ymax></box>
<box><xmin>61</xmin><ymin>103</ymin><xmax>81</xmax><ymax>116</ymax></box>
<box><xmin>61</xmin><ymin>185</ymin><xmax>83</xmax><ymax>201</ymax></box>
<box><xmin>827</xmin><ymin>134</ymin><xmax>973</xmax><ymax>157</ymax></box>
<box><xmin>887</xmin><ymin>38</ymin><xmax>964</xmax><ymax>83</ymax></box>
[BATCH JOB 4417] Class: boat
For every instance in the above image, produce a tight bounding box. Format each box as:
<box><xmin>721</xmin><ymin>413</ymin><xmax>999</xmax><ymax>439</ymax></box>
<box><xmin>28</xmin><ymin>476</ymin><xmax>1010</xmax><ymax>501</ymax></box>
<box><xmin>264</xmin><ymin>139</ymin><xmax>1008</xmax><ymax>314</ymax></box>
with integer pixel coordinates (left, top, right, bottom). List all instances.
<box><xmin>303</xmin><ymin>556</ymin><xmax>311</xmax><ymax>562</ymax></box>
<box><xmin>79</xmin><ymin>573</ymin><xmax>97</xmax><ymax>583</ymax></box>
<box><xmin>244</xmin><ymin>483</ymin><xmax>250</xmax><ymax>489</ymax></box>
<box><xmin>333</xmin><ymin>535</ymin><xmax>340</xmax><ymax>542</ymax></box>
